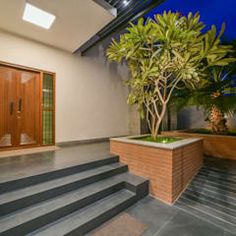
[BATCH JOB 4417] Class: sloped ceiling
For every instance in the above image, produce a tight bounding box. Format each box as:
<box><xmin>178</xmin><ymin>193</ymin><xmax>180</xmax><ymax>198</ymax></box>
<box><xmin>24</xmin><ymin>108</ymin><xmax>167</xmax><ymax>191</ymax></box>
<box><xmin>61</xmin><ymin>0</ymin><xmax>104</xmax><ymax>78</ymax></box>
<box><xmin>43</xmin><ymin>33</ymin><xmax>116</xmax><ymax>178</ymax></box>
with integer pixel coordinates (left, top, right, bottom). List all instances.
<box><xmin>0</xmin><ymin>0</ymin><xmax>115</xmax><ymax>52</ymax></box>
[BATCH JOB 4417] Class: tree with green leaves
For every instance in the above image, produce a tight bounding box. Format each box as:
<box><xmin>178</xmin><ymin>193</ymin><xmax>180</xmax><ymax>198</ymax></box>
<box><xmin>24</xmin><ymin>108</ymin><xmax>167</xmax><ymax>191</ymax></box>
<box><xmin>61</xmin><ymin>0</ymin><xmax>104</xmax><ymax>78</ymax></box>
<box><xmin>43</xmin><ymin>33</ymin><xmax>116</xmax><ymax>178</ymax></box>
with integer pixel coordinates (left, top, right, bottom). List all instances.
<box><xmin>172</xmin><ymin>45</ymin><xmax>236</xmax><ymax>134</ymax></box>
<box><xmin>107</xmin><ymin>11</ymin><xmax>235</xmax><ymax>139</ymax></box>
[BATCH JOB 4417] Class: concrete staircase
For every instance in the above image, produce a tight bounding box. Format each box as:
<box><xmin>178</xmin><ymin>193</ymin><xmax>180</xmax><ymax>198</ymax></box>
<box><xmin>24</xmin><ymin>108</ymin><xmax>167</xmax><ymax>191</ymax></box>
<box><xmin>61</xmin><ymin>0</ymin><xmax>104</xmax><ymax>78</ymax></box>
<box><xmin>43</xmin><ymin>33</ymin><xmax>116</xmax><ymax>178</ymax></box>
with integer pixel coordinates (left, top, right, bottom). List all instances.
<box><xmin>175</xmin><ymin>164</ymin><xmax>236</xmax><ymax>233</ymax></box>
<box><xmin>0</xmin><ymin>155</ymin><xmax>148</xmax><ymax>236</ymax></box>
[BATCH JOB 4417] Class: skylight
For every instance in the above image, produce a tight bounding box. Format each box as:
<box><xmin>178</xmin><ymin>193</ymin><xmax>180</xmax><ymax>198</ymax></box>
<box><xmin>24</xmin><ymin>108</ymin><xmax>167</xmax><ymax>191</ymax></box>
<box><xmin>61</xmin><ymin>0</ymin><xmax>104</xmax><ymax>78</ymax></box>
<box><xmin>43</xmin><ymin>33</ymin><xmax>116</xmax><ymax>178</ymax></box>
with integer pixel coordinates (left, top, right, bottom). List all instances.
<box><xmin>23</xmin><ymin>3</ymin><xmax>56</xmax><ymax>29</ymax></box>
<box><xmin>123</xmin><ymin>0</ymin><xmax>130</xmax><ymax>7</ymax></box>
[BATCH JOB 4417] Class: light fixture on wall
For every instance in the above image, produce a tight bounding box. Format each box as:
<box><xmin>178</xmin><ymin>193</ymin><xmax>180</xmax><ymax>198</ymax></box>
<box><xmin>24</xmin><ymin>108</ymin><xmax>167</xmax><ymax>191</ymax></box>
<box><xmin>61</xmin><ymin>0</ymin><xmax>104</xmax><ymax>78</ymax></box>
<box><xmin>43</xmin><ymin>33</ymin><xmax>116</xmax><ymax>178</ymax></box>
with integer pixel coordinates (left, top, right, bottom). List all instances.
<box><xmin>23</xmin><ymin>3</ymin><xmax>56</xmax><ymax>29</ymax></box>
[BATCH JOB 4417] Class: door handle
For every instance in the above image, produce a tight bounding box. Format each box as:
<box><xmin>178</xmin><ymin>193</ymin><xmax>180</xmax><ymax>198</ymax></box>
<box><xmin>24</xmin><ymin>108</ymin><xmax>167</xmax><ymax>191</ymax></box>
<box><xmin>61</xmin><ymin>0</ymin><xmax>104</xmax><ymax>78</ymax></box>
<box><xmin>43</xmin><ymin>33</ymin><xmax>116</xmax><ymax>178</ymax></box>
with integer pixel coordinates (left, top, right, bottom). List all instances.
<box><xmin>10</xmin><ymin>102</ymin><xmax>14</xmax><ymax>115</ymax></box>
<box><xmin>18</xmin><ymin>98</ymin><xmax>22</xmax><ymax>112</ymax></box>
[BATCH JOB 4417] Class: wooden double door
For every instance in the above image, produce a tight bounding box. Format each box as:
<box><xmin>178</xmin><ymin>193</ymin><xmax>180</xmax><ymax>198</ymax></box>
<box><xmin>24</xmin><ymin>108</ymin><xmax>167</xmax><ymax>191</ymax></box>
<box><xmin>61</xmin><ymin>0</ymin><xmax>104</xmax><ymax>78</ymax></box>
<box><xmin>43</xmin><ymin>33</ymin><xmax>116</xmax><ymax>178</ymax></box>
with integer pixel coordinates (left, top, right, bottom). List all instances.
<box><xmin>0</xmin><ymin>66</ymin><xmax>41</xmax><ymax>148</ymax></box>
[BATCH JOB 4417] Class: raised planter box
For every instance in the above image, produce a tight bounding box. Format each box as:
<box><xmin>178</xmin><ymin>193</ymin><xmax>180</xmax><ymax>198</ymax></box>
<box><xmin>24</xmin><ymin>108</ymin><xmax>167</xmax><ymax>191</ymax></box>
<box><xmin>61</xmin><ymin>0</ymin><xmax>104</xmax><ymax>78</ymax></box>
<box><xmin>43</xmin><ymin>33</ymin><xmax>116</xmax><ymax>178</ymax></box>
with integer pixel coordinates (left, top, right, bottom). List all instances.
<box><xmin>162</xmin><ymin>130</ymin><xmax>236</xmax><ymax>160</ymax></box>
<box><xmin>110</xmin><ymin>136</ymin><xmax>203</xmax><ymax>204</ymax></box>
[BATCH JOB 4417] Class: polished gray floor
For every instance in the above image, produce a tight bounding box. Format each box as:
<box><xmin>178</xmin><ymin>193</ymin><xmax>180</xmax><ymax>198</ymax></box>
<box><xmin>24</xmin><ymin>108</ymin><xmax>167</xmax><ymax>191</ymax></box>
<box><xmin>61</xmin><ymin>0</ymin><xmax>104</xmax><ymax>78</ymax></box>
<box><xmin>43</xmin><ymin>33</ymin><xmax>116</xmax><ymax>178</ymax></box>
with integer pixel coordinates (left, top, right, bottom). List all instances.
<box><xmin>0</xmin><ymin>142</ymin><xmax>111</xmax><ymax>182</ymax></box>
<box><xmin>1</xmin><ymin>142</ymin><xmax>235</xmax><ymax>235</ymax></box>
<box><xmin>89</xmin><ymin>196</ymin><xmax>235</xmax><ymax>236</ymax></box>
<box><xmin>127</xmin><ymin>196</ymin><xmax>236</xmax><ymax>236</ymax></box>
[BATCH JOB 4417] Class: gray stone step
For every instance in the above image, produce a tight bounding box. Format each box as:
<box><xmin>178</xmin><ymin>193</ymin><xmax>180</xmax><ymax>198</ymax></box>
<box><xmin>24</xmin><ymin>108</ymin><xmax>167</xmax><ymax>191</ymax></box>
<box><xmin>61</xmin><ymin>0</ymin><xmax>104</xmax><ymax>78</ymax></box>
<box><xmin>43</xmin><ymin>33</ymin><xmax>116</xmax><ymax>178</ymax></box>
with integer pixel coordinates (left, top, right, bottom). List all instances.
<box><xmin>175</xmin><ymin>163</ymin><xmax>236</xmax><ymax>234</ymax></box>
<box><xmin>194</xmin><ymin>175</ymin><xmax>236</xmax><ymax>192</ymax></box>
<box><xmin>178</xmin><ymin>195</ymin><xmax>236</xmax><ymax>224</ymax></box>
<box><xmin>0</xmin><ymin>174</ymin><xmax>130</xmax><ymax>235</ymax></box>
<box><xmin>0</xmin><ymin>155</ymin><xmax>119</xmax><ymax>194</ymax></box>
<box><xmin>201</xmin><ymin>166</ymin><xmax>236</xmax><ymax>176</ymax></box>
<box><xmin>0</xmin><ymin>163</ymin><xmax>128</xmax><ymax>216</ymax></box>
<box><xmin>197</xmin><ymin>171</ymin><xmax>236</xmax><ymax>186</ymax></box>
<box><xmin>181</xmin><ymin>191</ymin><xmax>236</xmax><ymax>217</ymax></box>
<box><xmin>28</xmin><ymin>189</ymin><xmax>136</xmax><ymax>236</ymax></box>
<box><xmin>187</xmin><ymin>184</ymin><xmax>236</xmax><ymax>205</ymax></box>
<box><xmin>185</xmin><ymin>188</ymin><xmax>236</xmax><ymax>210</ymax></box>
<box><xmin>175</xmin><ymin>197</ymin><xmax>236</xmax><ymax>234</ymax></box>
<box><xmin>191</xmin><ymin>178</ymin><xmax>236</xmax><ymax>196</ymax></box>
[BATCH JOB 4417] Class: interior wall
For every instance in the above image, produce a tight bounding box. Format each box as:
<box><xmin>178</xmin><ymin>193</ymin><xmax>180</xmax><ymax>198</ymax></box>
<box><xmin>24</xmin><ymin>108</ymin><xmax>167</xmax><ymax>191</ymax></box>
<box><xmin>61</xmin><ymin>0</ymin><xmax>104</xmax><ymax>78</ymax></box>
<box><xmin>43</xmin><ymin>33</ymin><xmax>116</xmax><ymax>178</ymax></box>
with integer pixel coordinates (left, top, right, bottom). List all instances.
<box><xmin>0</xmin><ymin>30</ymin><xmax>130</xmax><ymax>143</ymax></box>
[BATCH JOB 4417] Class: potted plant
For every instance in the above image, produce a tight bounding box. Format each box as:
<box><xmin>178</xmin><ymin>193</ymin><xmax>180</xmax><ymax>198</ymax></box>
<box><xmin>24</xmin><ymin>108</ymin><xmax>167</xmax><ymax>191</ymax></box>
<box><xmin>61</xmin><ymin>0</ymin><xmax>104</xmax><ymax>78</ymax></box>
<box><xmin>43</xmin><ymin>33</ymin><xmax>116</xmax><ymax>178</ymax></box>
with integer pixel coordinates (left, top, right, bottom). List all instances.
<box><xmin>107</xmin><ymin>11</ymin><xmax>235</xmax><ymax>203</ymax></box>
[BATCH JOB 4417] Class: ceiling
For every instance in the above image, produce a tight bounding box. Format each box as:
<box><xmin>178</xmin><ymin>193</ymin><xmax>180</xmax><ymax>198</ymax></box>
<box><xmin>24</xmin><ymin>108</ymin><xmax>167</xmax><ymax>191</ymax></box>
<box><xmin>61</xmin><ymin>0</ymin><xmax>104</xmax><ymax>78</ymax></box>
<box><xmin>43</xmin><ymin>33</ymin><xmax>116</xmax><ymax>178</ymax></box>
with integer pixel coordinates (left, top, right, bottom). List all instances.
<box><xmin>0</xmin><ymin>0</ymin><xmax>115</xmax><ymax>52</ymax></box>
<box><xmin>77</xmin><ymin>0</ymin><xmax>165</xmax><ymax>54</ymax></box>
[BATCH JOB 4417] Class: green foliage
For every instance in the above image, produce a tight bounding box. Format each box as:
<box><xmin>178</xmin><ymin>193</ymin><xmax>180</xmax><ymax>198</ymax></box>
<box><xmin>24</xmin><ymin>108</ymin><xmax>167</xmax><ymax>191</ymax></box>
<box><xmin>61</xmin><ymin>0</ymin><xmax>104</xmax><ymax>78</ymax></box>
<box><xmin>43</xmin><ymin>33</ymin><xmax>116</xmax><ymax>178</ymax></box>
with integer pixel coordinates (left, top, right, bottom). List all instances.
<box><xmin>173</xmin><ymin>40</ymin><xmax>236</xmax><ymax>120</ymax></box>
<box><xmin>173</xmin><ymin>65</ymin><xmax>236</xmax><ymax>117</ymax></box>
<box><xmin>106</xmin><ymin>11</ymin><xmax>235</xmax><ymax>138</ymax></box>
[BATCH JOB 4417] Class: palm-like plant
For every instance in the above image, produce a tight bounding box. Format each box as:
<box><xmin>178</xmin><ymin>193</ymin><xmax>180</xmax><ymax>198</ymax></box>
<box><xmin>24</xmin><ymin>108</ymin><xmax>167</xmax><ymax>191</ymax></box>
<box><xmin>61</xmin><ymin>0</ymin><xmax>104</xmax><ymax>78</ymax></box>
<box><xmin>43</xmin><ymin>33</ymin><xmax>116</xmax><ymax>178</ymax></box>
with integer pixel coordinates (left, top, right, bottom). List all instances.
<box><xmin>107</xmin><ymin>11</ymin><xmax>235</xmax><ymax>139</ymax></box>
<box><xmin>174</xmin><ymin>63</ymin><xmax>236</xmax><ymax>134</ymax></box>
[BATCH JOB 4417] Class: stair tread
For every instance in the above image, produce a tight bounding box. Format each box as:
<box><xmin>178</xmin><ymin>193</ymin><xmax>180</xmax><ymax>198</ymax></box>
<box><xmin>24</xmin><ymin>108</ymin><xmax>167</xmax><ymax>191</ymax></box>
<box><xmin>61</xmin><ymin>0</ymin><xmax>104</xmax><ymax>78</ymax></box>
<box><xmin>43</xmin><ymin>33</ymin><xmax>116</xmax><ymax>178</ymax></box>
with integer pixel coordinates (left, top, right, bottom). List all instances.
<box><xmin>193</xmin><ymin>175</ymin><xmax>236</xmax><ymax>192</ymax></box>
<box><xmin>200</xmin><ymin>167</ymin><xmax>236</xmax><ymax>178</ymax></box>
<box><xmin>0</xmin><ymin>173</ymin><xmax>131</xmax><ymax>233</ymax></box>
<box><xmin>185</xmin><ymin>188</ymin><xmax>236</xmax><ymax>209</ymax></box>
<box><xmin>0</xmin><ymin>163</ymin><xmax>126</xmax><ymax>205</ymax></box>
<box><xmin>175</xmin><ymin>164</ymin><xmax>236</xmax><ymax>233</ymax></box>
<box><xmin>28</xmin><ymin>189</ymin><xmax>135</xmax><ymax>236</ymax></box>
<box><xmin>198</xmin><ymin>171</ymin><xmax>236</xmax><ymax>185</ymax></box>
<box><xmin>175</xmin><ymin>199</ymin><xmax>236</xmax><ymax>234</ymax></box>
<box><xmin>182</xmin><ymin>191</ymin><xmax>236</xmax><ymax>216</ymax></box>
<box><xmin>191</xmin><ymin>179</ymin><xmax>236</xmax><ymax>197</ymax></box>
<box><xmin>201</xmin><ymin>166</ymin><xmax>236</xmax><ymax>176</ymax></box>
<box><xmin>177</xmin><ymin>195</ymin><xmax>236</xmax><ymax>225</ymax></box>
<box><xmin>0</xmin><ymin>155</ymin><xmax>119</xmax><ymax>185</ymax></box>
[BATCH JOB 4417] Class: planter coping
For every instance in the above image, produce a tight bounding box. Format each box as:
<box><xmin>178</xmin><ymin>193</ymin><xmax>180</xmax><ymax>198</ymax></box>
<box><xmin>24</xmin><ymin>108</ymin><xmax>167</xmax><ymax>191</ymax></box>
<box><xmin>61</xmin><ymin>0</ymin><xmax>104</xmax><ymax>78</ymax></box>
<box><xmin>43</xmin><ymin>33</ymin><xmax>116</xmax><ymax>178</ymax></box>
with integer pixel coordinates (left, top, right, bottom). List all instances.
<box><xmin>110</xmin><ymin>135</ymin><xmax>203</xmax><ymax>150</ymax></box>
<box><xmin>163</xmin><ymin>130</ymin><xmax>236</xmax><ymax>139</ymax></box>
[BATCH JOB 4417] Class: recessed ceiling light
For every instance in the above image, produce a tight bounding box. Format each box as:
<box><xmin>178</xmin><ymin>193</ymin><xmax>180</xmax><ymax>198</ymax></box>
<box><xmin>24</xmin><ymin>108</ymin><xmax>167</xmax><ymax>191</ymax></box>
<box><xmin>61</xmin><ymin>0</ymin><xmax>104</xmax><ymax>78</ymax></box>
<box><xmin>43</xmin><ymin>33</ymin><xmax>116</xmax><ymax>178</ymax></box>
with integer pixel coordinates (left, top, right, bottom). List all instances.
<box><xmin>23</xmin><ymin>3</ymin><xmax>56</xmax><ymax>29</ymax></box>
<box><xmin>123</xmin><ymin>0</ymin><xmax>130</xmax><ymax>7</ymax></box>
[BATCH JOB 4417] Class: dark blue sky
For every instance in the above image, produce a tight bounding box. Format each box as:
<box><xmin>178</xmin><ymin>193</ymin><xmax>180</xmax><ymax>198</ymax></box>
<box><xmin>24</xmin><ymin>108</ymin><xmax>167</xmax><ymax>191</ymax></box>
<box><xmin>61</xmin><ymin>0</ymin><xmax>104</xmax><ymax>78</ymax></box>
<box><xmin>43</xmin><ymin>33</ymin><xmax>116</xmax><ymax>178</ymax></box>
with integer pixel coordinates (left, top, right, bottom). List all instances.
<box><xmin>146</xmin><ymin>0</ymin><xmax>236</xmax><ymax>41</ymax></box>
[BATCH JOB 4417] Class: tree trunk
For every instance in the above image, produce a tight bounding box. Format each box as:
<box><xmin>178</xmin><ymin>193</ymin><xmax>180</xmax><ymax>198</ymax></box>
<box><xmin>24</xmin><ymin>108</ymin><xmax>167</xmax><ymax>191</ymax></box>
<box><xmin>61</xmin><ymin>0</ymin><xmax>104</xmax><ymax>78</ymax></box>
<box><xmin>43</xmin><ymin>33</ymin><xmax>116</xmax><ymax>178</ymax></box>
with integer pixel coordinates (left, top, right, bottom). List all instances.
<box><xmin>152</xmin><ymin>102</ymin><xmax>167</xmax><ymax>139</ymax></box>
<box><xmin>208</xmin><ymin>105</ymin><xmax>228</xmax><ymax>134</ymax></box>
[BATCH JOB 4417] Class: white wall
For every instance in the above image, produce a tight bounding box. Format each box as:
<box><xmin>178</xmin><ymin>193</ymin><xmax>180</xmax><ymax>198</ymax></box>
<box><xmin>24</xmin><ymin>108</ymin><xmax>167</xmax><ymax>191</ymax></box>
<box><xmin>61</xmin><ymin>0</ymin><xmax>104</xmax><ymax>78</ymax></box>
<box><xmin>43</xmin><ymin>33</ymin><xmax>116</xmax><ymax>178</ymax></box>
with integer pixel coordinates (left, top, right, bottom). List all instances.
<box><xmin>0</xmin><ymin>31</ymin><xmax>130</xmax><ymax>142</ymax></box>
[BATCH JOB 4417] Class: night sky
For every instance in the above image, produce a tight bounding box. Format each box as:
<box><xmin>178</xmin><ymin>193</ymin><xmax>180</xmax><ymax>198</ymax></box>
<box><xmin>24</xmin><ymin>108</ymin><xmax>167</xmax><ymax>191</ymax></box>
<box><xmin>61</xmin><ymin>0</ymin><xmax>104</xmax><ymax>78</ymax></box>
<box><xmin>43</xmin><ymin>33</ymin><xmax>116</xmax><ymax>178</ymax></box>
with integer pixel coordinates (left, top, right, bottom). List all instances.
<box><xmin>146</xmin><ymin>0</ymin><xmax>236</xmax><ymax>41</ymax></box>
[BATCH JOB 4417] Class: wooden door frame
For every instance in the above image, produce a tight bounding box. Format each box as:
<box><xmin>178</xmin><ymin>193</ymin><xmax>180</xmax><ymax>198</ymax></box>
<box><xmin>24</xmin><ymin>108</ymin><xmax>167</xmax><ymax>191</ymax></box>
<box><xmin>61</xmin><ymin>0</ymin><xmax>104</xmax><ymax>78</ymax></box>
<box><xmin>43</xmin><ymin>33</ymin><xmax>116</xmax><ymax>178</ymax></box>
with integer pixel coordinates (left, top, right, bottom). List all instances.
<box><xmin>0</xmin><ymin>61</ymin><xmax>56</xmax><ymax>151</ymax></box>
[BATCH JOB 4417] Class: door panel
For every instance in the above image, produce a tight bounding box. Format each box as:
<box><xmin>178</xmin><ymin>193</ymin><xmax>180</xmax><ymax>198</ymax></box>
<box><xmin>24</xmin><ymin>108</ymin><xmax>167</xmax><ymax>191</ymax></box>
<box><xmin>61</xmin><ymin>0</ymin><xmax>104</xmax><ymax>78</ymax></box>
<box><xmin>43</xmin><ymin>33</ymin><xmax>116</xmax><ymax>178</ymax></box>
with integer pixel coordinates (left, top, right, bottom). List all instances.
<box><xmin>0</xmin><ymin>66</ymin><xmax>40</xmax><ymax>148</ymax></box>
<box><xmin>16</xmin><ymin>70</ymin><xmax>40</xmax><ymax>146</ymax></box>
<box><xmin>0</xmin><ymin>67</ymin><xmax>16</xmax><ymax>147</ymax></box>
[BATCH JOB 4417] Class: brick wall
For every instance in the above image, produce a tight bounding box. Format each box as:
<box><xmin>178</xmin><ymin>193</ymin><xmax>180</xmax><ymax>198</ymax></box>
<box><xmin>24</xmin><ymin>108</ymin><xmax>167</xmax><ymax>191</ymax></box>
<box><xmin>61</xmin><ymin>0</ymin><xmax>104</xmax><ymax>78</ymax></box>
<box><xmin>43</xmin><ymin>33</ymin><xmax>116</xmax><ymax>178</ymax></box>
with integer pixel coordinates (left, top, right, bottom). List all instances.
<box><xmin>110</xmin><ymin>140</ymin><xmax>203</xmax><ymax>204</ymax></box>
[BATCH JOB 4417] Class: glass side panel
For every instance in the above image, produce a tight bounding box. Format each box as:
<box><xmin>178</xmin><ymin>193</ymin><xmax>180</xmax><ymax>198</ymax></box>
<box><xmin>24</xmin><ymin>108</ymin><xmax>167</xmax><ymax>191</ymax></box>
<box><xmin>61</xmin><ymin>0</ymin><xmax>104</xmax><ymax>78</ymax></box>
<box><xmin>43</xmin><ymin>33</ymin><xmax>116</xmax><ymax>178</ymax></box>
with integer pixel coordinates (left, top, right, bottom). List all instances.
<box><xmin>42</xmin><ymin>110</ymin><xmax>53</xmax><ymax>145</ymax></box>
<box><xmin>43</xmin><ymin>74</ymin><xmax>54</xmax><ymax>109</ymax></box>
<box><xmin>42</xmin><ymin>73</ymin><xmax>54</xmax><ymax>145</ymax></box>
